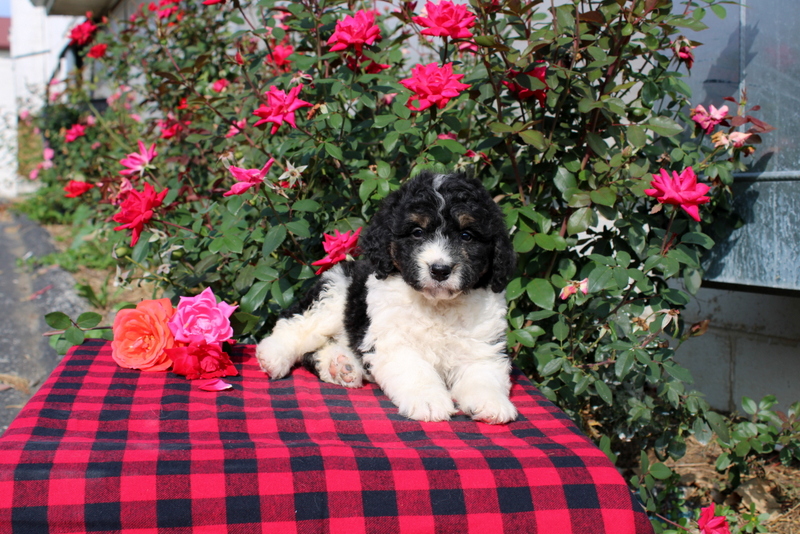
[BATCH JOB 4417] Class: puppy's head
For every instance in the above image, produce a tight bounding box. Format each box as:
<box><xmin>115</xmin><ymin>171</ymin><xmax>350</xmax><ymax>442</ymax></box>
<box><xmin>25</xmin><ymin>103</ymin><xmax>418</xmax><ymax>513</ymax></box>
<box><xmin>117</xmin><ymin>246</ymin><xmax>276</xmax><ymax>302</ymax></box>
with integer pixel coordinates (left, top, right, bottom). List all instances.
<box><xmin>359</xmin><ymin>171</ymin><xmax>516</xmax><ymax>300</ymax></box>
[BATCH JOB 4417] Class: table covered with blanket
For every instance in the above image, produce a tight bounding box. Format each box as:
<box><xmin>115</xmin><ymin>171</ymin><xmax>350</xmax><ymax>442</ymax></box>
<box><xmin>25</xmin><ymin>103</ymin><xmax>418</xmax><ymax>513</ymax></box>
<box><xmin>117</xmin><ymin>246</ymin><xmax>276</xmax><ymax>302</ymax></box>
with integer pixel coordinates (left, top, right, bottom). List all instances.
<box><xmin>0</xmin><ymin>339</ymin><xmax>653</xmax><ymax>533</ymax></box>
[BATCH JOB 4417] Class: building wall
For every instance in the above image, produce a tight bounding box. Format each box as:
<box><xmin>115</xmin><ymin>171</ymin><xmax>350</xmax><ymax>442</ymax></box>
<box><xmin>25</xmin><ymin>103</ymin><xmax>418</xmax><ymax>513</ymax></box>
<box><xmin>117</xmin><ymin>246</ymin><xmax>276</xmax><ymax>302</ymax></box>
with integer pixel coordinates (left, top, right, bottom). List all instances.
<box><xmin>0</xmin><ymin>46</ymin><xmax>17</xmax><ymax>197</ymax></box>
<box><xmin>1</xmin><ymin>0</ymin><xmax>75</xmax><ymax>197</ymax></box>
<box><xmin>675</xmin><ymin>286</ymin><xmax>800</xmax><ymax>413</ymax></box>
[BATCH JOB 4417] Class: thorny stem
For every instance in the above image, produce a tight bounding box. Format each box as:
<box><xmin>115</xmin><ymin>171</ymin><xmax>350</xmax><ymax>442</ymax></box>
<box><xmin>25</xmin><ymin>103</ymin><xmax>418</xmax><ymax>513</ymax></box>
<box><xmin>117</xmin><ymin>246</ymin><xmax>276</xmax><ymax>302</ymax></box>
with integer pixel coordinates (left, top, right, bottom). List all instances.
<box><xmin>660</xmin><ymin>209</ymin><xmax>678</xmax><ymax>256</ymax></box>
<box><xmin>233</xmin><ymin>0</ymin><xmax>275</xmax><ymax>60</ymax></box>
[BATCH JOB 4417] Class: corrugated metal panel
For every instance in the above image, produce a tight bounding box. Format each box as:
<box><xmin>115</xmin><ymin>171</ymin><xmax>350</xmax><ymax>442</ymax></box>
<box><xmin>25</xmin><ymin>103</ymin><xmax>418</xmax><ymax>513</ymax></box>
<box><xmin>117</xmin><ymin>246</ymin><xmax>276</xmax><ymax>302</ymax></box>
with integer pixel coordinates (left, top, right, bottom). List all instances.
<box><xmin>687</xmin><ymin>0</ymin><xmax>800</xmax><ymax>290</ymax></box>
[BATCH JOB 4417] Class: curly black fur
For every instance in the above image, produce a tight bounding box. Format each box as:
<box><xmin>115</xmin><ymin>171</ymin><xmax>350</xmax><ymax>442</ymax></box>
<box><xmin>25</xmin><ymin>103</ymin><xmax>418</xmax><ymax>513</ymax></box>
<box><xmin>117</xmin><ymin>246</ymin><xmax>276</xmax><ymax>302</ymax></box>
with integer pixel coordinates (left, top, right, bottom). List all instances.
<box><xmin>358</xmin><ymin>170</ymin><xmax>516</xmax><ymax>293</ymax></box>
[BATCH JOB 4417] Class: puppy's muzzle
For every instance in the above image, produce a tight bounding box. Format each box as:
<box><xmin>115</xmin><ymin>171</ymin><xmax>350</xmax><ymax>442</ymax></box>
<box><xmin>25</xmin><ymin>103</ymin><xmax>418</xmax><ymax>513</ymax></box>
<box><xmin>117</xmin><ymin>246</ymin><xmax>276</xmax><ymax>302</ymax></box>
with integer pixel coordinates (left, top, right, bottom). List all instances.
<box><xmin>430</xmin><ymin>263</ymin><xmax>452</xmax><ymax>282</ymax></box>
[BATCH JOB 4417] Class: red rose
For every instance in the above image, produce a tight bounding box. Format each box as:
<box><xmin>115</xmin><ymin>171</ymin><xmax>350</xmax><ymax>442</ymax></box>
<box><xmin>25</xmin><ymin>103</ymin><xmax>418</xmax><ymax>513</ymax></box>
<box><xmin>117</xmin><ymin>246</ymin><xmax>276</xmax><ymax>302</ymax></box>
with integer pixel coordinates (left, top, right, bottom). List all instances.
<box><xmin>69</xmin><ymin>20</ymin><xmax>97</xmax><ymax>46</ymax></box>
<box><xmin>63</xmin><ymin>180</ymin><xmax>95</xmax><ymax>198</ymax></box>
<box><xmin>112</xmin><ymin>182</ymin><xmax>168</xmax><ymax>246</ymax></box>
<box><xmin>168</xmin><ymin>342</ymin><xmax>238</xmax><ymax>380</ymax></box>
<box><xmin>87</xmin><ymin>43</ymin><xmax>107</xmax><ymax>59</ymax></box>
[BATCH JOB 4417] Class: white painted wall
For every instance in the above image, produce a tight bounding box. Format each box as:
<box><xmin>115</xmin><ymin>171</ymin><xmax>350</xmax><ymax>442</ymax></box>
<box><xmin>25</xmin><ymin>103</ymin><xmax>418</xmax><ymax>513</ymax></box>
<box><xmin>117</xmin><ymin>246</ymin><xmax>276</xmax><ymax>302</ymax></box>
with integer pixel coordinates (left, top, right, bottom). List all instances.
<box><xmin>0</xmin><ymin>47</ymin><xmax>18</xmax><ymax>197</ymax></box>
<box><xmin>0</xmin><ymin>0</ymin><xmax>75</xmax><ymax>197</ymax></box>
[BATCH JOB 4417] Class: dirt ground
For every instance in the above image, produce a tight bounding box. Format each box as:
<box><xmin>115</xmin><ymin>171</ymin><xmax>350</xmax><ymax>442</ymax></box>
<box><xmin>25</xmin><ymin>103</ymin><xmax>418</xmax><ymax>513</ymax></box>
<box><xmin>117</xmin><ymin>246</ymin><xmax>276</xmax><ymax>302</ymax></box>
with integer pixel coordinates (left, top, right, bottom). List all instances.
<box><xmin>667</xmin><ymin>437</ymin><xmax>800</xmax><ymax>532</ymax></box>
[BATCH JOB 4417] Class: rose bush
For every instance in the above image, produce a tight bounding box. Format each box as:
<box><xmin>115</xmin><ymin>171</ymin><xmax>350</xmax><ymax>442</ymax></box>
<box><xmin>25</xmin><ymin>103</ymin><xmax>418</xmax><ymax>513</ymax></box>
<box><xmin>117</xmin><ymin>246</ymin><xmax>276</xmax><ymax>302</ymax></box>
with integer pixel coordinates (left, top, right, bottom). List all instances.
<box><xmin>26</xmin><ymin>0</ymin><xmax>783</xmax><ymax>530</ymax></box>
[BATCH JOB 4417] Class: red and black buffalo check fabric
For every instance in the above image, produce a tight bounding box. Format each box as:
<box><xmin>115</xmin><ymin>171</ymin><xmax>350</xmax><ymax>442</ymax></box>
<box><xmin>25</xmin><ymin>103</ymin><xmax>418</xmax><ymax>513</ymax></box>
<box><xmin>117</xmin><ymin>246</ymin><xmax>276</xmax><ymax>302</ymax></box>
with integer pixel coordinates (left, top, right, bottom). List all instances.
<box><xmin>0</xmin><ymin>339</ymin><xmax>654</xmax><ymax>533</ymax></box>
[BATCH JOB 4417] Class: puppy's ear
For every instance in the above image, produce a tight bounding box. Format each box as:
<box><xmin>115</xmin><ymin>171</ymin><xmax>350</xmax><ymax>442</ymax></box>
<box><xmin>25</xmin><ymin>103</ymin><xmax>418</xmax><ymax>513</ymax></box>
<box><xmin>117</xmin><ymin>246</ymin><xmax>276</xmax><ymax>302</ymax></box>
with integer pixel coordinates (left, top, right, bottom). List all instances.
<box><xmin>358</xmin><ymin>188</ymin><xmax>403</xmax><ymax>279</ymax></box>
<box><xmin>489</xmin><ymin>208</ymin><xmax>517</xmax><ymax>293</ymax></box>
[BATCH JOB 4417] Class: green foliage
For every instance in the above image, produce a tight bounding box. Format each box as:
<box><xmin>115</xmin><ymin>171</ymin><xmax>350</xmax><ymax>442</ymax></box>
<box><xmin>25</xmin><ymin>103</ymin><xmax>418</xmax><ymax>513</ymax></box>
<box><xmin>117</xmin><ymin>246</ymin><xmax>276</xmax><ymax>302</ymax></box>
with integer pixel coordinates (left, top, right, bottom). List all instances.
<box><xmin>716</xmin><ymin>396</ymin><xmax>800</xmax><ymax>486</ymax></box>
<box><xmin>20</xmin><ymin>0</ymin><xmax>790</xmax><ymax>528</ymax></box>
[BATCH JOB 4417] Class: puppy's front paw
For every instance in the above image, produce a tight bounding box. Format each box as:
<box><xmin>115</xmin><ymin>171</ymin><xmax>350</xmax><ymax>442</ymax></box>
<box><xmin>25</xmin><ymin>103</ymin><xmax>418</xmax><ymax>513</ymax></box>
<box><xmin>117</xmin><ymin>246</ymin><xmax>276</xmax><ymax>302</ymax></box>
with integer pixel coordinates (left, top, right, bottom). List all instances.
<box><xmin>457</xmin><ymin>392</ymin><xmax>518</xmax><ymax>425</ymax></box>
<box><xmin>397</xmin><ymin>391</ymin><xmax>457</xmax><ymax>422</ymax></box>
<box><xmin>255</xmin><ymin>336</ymin><xmax>294</xmax><ymax>379</ymax></box>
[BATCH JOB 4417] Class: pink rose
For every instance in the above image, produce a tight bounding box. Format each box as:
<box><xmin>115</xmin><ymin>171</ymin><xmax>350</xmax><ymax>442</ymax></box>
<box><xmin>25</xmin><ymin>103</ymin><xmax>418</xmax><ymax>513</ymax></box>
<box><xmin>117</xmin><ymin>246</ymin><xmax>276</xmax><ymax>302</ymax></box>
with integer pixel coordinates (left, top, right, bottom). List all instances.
<box><xmin>211</xmin><ymin>79</ymin><xmax>230</xmax><ymax>93</ymax></box>
<box><xmin>64</xmin><ymin>124</ymin><xmax>86</xmax><ymax>143</ymax></box>
<box><xmin>413</xmin><ymin>0</ymin><xmax>476</xmax><ymax>40</ymax></box>
<box><xmin>691</xmin><ymin>104</ymin><xmax>728</xmax><ymax>134</ymax></box>
<box><xmin>645</xmin><ymin>167</ymin><xmax>711</xmax><ymax>222</ymax></box>
<box><xmin>399</xmin><ymin>62</ymin><xmax>470</xmax><ymax>112</ymax></box>
<box><xmin>559</xmin><ymin>278</ymin><xmax>589</xmax><ymax>300</ymax></box>
<box><xmin>252</xmin><ymin>85</ymin><xmax>312</xmax><ymax>135</ymax></box>
<box><xmin>327</xmin><ymin>10</ymin><xmax>381</xmax><ymax>55</ymax></box>
<box><xmin>168</xmin><ymin>287</ymin><xmax>238</xmax><ymax>344</ymax></box>
<box><xmin>311</xmin><ymin>228</ymin><xmax>362</xmax><ymax>274</ymax></box>
<box><xmin>697</xmin><ymin>504</ymin><xmax>731</xmax><ymax>534</ymax></box>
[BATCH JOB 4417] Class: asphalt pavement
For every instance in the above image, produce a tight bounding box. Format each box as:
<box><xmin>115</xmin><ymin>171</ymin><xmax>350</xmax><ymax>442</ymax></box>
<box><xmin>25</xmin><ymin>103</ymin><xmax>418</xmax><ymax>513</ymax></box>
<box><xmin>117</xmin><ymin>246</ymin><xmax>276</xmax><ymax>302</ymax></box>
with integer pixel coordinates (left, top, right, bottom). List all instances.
<box><xmin>0</xmin><ymin>203</ymin><xmax>86</xmax><ymax>434</ymax></box>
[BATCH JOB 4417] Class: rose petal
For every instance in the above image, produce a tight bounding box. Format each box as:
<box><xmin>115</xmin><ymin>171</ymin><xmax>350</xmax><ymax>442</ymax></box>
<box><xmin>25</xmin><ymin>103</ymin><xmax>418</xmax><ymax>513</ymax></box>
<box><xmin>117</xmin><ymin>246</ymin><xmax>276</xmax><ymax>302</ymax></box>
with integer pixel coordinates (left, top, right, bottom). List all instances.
<box><xmin>198</xmin><ymin>378</ymin><xmax>233</xmax><ymax>391</ymax></box>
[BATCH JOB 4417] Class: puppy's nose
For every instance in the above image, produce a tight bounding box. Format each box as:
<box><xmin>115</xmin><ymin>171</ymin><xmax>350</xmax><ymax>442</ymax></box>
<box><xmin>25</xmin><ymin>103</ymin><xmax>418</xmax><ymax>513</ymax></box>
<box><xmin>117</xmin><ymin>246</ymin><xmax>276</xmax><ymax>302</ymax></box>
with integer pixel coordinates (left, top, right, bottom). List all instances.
<box><xmin>430</xmin><ymin>263</ymin><xmax>452</xmax><ymax>281</ymax></box>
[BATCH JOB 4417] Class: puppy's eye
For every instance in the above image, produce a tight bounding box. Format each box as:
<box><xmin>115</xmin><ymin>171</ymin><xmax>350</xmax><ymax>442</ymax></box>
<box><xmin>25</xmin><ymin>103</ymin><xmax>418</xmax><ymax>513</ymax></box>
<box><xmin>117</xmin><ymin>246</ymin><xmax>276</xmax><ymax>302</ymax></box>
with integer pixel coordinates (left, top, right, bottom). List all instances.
<box><xmin>460</xmin><ymin>231</ymin><xmax>473</xmax><ymax>242</ymax></box>
<box><xmin>411</xmin><ymin>228</ymin><xmax>424</xmax><ymax>238</ymax></box>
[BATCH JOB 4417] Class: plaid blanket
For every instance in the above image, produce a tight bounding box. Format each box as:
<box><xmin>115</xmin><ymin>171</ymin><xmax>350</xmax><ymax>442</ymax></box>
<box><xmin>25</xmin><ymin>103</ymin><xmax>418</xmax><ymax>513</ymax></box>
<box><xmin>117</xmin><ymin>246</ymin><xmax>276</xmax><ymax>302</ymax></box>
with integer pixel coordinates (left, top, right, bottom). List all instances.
<box><xmin>0</xmin><ymin>339</ymin><xmax>653</xmax><ymax>533</ymax></box>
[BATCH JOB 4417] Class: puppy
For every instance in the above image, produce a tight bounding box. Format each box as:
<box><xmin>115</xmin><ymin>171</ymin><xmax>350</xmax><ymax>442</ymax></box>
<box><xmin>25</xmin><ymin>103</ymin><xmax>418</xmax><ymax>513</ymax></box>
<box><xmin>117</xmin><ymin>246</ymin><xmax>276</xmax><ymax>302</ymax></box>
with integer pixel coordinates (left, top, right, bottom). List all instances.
<box><xmin>256</xmin><ymin>171</ymin><xmax>518</xmax><ymax>423</ymax></box>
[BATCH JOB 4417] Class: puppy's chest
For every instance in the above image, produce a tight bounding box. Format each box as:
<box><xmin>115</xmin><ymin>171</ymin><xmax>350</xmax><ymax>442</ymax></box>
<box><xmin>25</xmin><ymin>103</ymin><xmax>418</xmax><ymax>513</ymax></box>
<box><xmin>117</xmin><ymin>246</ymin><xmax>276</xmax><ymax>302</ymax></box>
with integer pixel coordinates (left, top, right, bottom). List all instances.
<box><xmin>364</xmin><ymin>275</ymin><xmax>506</xmax><ymax>342</ymax></box>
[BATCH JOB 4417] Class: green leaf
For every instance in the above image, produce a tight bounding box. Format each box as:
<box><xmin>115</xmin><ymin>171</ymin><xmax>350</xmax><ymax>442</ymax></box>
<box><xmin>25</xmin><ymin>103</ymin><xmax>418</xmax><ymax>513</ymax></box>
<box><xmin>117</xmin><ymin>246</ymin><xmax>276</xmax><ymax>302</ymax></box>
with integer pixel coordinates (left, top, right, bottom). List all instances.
<box><xmin>647</xmin><ymin>116</ymin><xmax>684</xmax><ymax>137</ymax></box>
<box><xmin>505</xmin><ymin>277</ymin><xmax>525</xmax><ymax>301</ymax></box>
<box><xmin>76</xmin><ymin>312</ymin><xmax>103</xmax><ymax>329</ymax></box>
<box><xmin>262</xmin><ymin>225</ymin><xmax>287</xmax><ymax>257</ymax></box>
<box><xmin>567</xmin><ymin>207</ymin><xmax>595</xmax><ymax>235</ymax></box>
<box><xmin>595</xmin><ymin>380</ymin><xmax>613</xmax><ymax>405</ymax></box>
<box><xmin>552</xmin><ymin>320</ymin><xmax>570</xmax><ymax>341</ymax></box>
<box><xmin>293</xmin><ymin>199</ymin><xmax>321</xmax><ymax>212</ymax></box>
<box><xmin>586</xmin><ymin>132</ymin><xmax>608</xmax><ymax>157</ymax></box>
<box><xmin>615</xmin><ymin>350</ymin><xmax>635</xmax><ymax>380</ymax></box>
<box><xmin>240</xmin><ymin>281</ymin><xmax>270</xmax><ymax>313</ymax></box>
<box><xmin>663</xmin><ymin>362</ymin><xmax>693</xmax><ymax>383</ymax></box>
<box><xmin>710</xmin><ymin>4</ymin><xmax>726</xmax><ymax>19</ymax></box>
<box><xmin>512</xmin><ymin>231</ymin><xmax>536</xmax><ymax>253</ymax></box>
<box><xmin>64</xmin><ymin>325</ymin><xmax>85</xmax><ymax>346</ymax></box>
<box><xmin>534</xmin><ymin>233</ymin><xmax>556</xmax><ymax>251</ymax></box>
<box><xmin>519</xmin><ymin>130</ymin><xmax>546</xmax><ymax>150</ymax></box>
<box><xmin>374</xmin><ymin>114</ymin><xmax>396</xmax><ymax>128</ymax></box>
<box><xmin>285</xmin><ymin>220</ymin><xmax>311</xmax><ymax>238</ymax></box>
<box><xmin>542</xmin><ymin>357</ymin><xmax>563</xmax><ymax>376</ymax></box>
<box><xmin>742</xmin><ymin>396</ymin><xmax>758</xmax><ymax>415</ymax></box>
<box><xmin>220</xmin><ymin>234</ymin><xmax>244</xmax><ymax>254</ymax></box>
<box><xmin>231</xmin><ymin>311</ymin><xmax>260</xmax><ymax>337</ymax></box>
<box><xmin>649</xmin><ymin>462</ymin><xmax>672</xmax><ymax>480</ymax></box>
<box><xmin>681</xmin><ymin>232</ymin><xmax>715</xmax><ymax>249</ymax></box>
<box><xmin>324</xmin><ymin>143</ymin><xmax>344</xmax><ymax>160</ymax></box>
<box><xmin>510</xmin><ymin>326</ymin><xmax>545</xmax><ymax>347</ymax></box>
<box><xmin>590</xmin><ymin>187</ymin><xmax>616</xmax><ymax>207</ymax></box>
<box><xmin>705</xmin><ymin>411</ymin><xmax>731</xmax><ymax>444</ymax></box>
<box><xmin>45</xmin><ymin>312</ymin><xmax>72</xmax><ymax>330</ymax></box>
<box><xmin>527</xmin><ymin>279</ymin><xmax>555</xmax><ymax>310</ymax></box>
<box><xmin>600</xmin><ymin>435</ymin><xmax>618</xmax><ymax>464</ymax></box>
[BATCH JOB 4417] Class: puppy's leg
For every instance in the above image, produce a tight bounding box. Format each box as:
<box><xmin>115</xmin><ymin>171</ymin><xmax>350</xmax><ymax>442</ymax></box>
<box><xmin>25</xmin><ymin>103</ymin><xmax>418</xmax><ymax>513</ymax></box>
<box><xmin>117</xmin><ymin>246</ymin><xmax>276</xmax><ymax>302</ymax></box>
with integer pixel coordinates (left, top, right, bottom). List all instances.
<box><xmin>365</xmin><ymin>349</ymin><xmax>456</xmax><ymax>422</ymax></box>
<box><xmin>314</xmin><ymin>343</ymin><xmax>365</xmax><ymax>388</ymax></box>
<box><xmin>256</xmin><ymin>267</ymin><xmax>350</xmax><ymax>379</ymax></box>
<box><xmin>450</xmin><ymin>357</ymin><xmax>517</xmax><ymax>424</ymax></box>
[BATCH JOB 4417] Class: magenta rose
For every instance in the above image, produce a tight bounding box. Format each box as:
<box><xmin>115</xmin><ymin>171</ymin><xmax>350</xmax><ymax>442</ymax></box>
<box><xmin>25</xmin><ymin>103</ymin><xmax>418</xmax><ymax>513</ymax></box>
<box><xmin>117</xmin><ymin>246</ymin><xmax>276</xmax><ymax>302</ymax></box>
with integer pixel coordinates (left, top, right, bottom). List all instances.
<box><xmin>167</xmin><ymin>287</ymin><xmax>238</xmax><ymax>344</ymax></box>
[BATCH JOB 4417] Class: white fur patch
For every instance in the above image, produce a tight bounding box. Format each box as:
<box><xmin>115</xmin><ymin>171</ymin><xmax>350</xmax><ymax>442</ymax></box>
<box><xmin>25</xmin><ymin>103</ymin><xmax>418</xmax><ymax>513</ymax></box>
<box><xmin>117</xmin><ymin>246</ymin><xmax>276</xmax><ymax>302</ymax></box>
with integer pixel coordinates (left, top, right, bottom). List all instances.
<box><xmin>361</xmin><ymin>274</ymin><xmax>516</xmax><ymax>423</ymax></box>
<box><xmin>255</xmin><ymin>265</ymin><xmax>351</xmax><ymax>378</ymax></box>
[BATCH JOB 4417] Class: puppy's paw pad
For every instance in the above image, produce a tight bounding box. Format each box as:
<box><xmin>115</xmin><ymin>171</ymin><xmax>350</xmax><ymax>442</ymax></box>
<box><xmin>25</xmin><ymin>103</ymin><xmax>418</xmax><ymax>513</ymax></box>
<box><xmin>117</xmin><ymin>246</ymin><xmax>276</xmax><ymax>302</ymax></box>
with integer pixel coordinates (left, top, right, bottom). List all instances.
<box><xmin>318</xmin><ymin>345</ymin><xmax>363</xmax><ymax>388</ymax></box>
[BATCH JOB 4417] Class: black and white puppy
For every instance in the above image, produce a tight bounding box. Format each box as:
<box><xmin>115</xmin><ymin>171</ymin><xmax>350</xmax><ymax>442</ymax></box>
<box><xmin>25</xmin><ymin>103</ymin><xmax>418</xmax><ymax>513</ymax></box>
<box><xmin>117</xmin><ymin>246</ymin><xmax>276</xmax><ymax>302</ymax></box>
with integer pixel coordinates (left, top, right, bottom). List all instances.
<box><xmin>256</xmin><ymin>171</ymin><xmax>518</xmax><ymax>423</ymax></box>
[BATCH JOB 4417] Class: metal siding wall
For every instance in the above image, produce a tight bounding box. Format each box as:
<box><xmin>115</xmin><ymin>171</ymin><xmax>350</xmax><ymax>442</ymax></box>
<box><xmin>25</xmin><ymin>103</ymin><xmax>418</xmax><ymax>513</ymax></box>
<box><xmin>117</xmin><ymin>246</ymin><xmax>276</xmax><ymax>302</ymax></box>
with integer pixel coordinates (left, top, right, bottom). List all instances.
<box><xmin>687</xmin><ymin>0</ymin><xmax>800</xmax><ymax>290</ymax></box>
